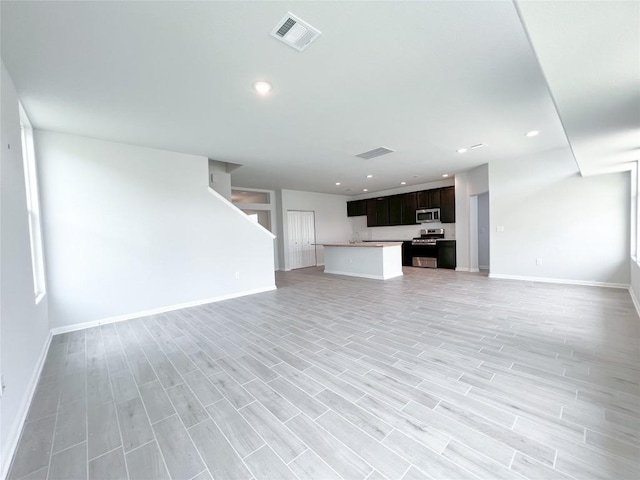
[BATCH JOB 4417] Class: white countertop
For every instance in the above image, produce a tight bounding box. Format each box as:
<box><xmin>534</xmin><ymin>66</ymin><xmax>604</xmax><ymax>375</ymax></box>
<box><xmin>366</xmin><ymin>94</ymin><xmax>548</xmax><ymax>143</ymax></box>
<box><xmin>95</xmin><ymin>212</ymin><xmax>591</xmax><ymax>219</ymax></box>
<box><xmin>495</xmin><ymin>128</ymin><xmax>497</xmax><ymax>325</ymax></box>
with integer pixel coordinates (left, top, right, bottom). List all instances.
<box><xmin>321</xmin><ymin>242</ymin><xmax>403</xmax><ymax>248</ymax></box>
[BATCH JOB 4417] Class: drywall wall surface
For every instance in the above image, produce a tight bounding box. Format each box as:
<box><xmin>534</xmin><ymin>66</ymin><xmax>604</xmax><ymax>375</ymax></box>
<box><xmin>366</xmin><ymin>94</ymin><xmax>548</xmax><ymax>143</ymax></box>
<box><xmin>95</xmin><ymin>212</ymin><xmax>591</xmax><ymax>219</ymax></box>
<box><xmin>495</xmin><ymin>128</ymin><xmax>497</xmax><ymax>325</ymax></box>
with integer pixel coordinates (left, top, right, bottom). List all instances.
<box><xmin>631</xmin><ymin>259</ymin><xmax>640</xmax><ymax>301</ymax></box>
<box><xmin>279</xmin><ymin>189</ymin><xmax>351</xmax><ymax>269</ymax></box>
<box><xmin>349</xmin><ymin>217</ymin><xmax>456</xmax><ymax>242</ymax></box>
<box><xmin>208</xmin><ymin>159</ymin><xmax>232</xmax><ymax>201</ymax></box>
<box><xmin>466</xmin><ymin>163</ymin><xmax>490</xmax><ymax>197</ymax></box>
<box><xmin>489</xmin><ymin>148</ymin><xmax>630</xmax><ymax>284</ymax></box>
<box><xmin>36</xmin><ymin>130</ymin><xmax>275</xmax><ymax>329</ymax></box>
<box><xmin>478</xmin><ymin>192</ymin><xmax>490</xmax><ymax>270</ymax></box>
<box><xmin>0</xmin><ymin>60</ymin><xmax>50</xmax><ymax>474</ymax></box>
<box><xmin>455</xmin><ymin>163</ymin><xmax>489</xmax><ymax>271</ymax></box>
<box><xmin>350</xmin><ymin>178</ymin><xmax>455</xmax><ymax>201</ymax></box>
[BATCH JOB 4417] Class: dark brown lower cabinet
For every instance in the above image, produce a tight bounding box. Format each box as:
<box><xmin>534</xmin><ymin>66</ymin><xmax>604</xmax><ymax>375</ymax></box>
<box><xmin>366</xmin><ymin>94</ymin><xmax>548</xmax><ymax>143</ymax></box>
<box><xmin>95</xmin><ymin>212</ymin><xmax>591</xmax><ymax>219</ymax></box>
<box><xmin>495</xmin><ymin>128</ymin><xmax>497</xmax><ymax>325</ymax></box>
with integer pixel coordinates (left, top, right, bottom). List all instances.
<box><xmin>437</xmin><ymin>240</ymin><xmax>456</xmax><ymax>269</ymax></box>
<box><xmin>402</xmin><ymin>241</ymin><xmax>413</xmax><ymax>266</ymax></box>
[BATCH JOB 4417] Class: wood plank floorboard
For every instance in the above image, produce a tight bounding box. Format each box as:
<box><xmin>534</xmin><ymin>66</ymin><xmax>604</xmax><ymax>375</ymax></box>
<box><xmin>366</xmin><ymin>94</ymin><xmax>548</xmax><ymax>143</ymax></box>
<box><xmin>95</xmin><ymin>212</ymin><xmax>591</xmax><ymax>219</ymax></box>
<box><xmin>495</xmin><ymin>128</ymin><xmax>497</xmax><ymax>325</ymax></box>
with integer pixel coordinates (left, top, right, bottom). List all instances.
<box><xmin>7</xmin><ymin>267</ymin><xmax>640</xmax><ymax>479</ymax></box>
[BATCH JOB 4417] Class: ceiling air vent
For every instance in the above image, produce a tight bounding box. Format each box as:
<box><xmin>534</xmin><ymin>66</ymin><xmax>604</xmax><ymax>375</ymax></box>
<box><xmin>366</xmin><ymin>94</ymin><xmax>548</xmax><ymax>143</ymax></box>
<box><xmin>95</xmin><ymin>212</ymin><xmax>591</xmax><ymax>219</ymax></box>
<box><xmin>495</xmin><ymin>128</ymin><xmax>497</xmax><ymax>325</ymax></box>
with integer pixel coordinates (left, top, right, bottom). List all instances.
<box><xmin>270</xmin><ymin>12</ymin><xmax>321</xmax><ymax>52</ymax></box>
<box><xmin>355</xmin><ymin>147</ymin><xmax>395</xmax><ymax>160</ymax></box>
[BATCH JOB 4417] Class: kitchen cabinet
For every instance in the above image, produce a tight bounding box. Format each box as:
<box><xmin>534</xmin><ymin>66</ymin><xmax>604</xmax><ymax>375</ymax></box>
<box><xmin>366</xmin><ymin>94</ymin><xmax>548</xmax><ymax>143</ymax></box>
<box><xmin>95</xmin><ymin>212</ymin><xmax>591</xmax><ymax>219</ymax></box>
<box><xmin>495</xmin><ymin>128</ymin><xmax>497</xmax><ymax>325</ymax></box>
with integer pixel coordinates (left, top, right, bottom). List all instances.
<box><xmin>353</xmin><ymin>186</ymin><xmax>455</xmax><ymax>227</ymax></box>
<box><xmin>388</xmin><ymin>195</ymin><xmax>403</xmax><ymax>225</ymax></box>
<box><xmin>347</xmin><ymin>199</ymin><xmax>367</xmax><ymax>217</ymax></box>
<box><xmin>437</xmin><ymin>240</ymin><xmax>456</xmax><ymax>269</ymax></box>
<box><xmin>416</xmin><ymin>191</ymin><xmax>428</xmax><ymax>209</ymax></box>
<box><xmin>417</xmin><ymin>189</ymin><xmax>441</xmax><ymax>209</ymax></box>
<box><xmin>440</xmin><ymin>186</ymin><xmax>455</xmax><ymax>223</ymax></box>
<box><xmin>376</xmin><ymin>197</ymin><xmax>390</xmax><ymax>226</ymax></box>
<box><xmin>402</xmin><ymin>192</ymin><xmax>417</xmax><ymax>225</ymax></box>
<box><xmin>402</xmin><ymin>241</ymin><xmax>413</xmax><ymax>266</ymax></box>
<box><xmin>367</xmin><ymin>197</ymin><xmax>390</xmax><ymax>226</ymax></box>
<box><xmin>366</xmin><ymin>199</ymin><xmax>378</xmax><ymax>226</ymax></box>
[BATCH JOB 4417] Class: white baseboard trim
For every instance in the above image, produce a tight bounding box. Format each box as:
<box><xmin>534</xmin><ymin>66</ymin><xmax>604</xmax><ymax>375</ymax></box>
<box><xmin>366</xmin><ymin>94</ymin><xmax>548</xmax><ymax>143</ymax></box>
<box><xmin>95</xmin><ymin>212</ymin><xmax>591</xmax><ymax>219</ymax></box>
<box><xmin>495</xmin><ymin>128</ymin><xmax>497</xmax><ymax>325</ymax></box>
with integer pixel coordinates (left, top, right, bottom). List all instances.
<box><xmin>324</xmin><ymin>269</ymin><xmax>403</xmax><ymax>280</ymax></box>
<box><xmin>1</xmin><ymin>330</ymin><xmax>53</xmax><ymax>480</ymax></box>
<box><xmin>488</xmin><ymin>273</ymin><xmax>629</xmax><ymax>289</ymax></box>
<box><xmin>455</xmin><ymin>267</ymin><xmax>470</xmax><ymax>272</ymax></box>
<box><xmin>469</xmin><ymin>268</ymin><xmax>480</xmax><ymax>273</ymax></box>
<box><xmin>629</xmin><ymin>286</ymin><xmax>640</xmax><ymax>317</ymax></box>
<box><xmin>50</xmin><ymin>285</ymin><xmax>277</xmax><ymax>335</ymax></box>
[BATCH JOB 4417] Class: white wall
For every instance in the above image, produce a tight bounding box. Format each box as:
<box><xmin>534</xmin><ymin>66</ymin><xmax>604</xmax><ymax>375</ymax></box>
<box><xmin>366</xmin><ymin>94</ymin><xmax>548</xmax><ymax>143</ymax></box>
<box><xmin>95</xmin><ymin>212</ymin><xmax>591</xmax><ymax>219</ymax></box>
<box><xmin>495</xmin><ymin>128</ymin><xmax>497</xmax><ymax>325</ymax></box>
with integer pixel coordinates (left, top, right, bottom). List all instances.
<box><xmin>208</xmin><ymin>159</ymin><xmax>232</xmax><ymax>201</ymax></box>
<box><xmin>489</xmin><ymin>148</ymin><xmax>630</xmax><ymax>285</ymax></box>
<box><xmin>36</xmin><ymin>131</ymin><xmax>275</xmax><ymax>329</ymax></box>
<box><xmin>455</xmin><ymin>164</ymin><xmax>489</xmax><ymax>271</ymax></box>
<box><xmin>1</xmin><ymin>61</ymin><xmax>50</xmax><ymax>476</ymax></box>
<box><xmin>629</xmin><ymin>258</ymin><xmax>640</xmax><ymax>300</ymax></box>
<box><xmin>350</xmin><ymin>178</ymin><xmax>455</xmax><ymax>201</ymax></box>
<box><xmin>279</xmin><ymin>189</ymin><xmax>352</xmax><ymax>270</ymax></box>
<box><xmin>349</xmin><ymin>216</ymin><xmax>456</xmax><ymax>242</ymax></box>
<box><xmin>478</xmin><ymin>192</ymin><xmax>490</xmax><ymax>270</ymax></box>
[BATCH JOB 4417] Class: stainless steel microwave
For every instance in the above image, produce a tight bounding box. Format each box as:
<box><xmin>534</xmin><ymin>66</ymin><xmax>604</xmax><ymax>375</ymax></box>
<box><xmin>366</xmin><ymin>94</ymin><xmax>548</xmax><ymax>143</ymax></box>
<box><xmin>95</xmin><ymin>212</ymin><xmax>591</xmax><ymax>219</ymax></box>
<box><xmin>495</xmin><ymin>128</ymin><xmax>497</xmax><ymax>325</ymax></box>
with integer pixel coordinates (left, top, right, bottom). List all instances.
<box><xmin>416</xmin><ymin>208</ymin><xmax>440</xmax><ymax>223</ymax></box>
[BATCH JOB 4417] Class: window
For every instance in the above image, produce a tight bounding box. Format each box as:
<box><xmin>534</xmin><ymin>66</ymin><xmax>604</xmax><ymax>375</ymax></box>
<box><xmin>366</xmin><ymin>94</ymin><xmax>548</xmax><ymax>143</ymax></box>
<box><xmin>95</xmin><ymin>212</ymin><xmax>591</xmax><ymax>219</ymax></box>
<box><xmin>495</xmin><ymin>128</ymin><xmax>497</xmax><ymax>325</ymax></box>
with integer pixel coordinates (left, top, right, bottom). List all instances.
<box><xmin>231</xmin><ymin>189</ymin><xmax>270</xmax><ymax>204</ymax></box>
<box><xmin>19</xmin><ymin>103</ymin><xmax>46</xmax><ymax>302</ymax></box>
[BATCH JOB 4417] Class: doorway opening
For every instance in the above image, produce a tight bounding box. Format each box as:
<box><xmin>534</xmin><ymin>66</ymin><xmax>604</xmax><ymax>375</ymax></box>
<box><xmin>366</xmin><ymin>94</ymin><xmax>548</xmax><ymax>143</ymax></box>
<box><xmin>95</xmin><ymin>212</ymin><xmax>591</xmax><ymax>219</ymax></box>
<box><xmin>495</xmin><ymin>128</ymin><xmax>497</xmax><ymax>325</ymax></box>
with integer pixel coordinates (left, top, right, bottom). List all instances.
<box><xmin>469</xmin><ymin>192</ymin><xmax>490</xmax><ymax>274</ymax></box>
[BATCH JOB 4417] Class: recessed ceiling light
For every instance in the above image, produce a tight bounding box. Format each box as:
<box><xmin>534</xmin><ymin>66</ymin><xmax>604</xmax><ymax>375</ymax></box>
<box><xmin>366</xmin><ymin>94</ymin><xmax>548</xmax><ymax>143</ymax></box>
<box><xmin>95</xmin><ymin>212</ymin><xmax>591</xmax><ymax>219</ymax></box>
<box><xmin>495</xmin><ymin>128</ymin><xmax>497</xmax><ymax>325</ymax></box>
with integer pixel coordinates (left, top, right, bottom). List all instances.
<box><xmin>525</xmin><ymin>130</ymin><xmax>540</xmax><ymax>137</ymax></box>
<box><xmin>335</xmin><ymin>182</ymin><xmax>341</xmax><ymax>186</ymax></box>
<box><xmin>253</xmin><ymin>81</ymin><xmax>272</xmax><ymax>95</ymax></box>
<box><xmin>442</xmin><ymin>174</ymin><xmax>449</xmax><ymax>178</ymax></box>
<box><xmin>457</xmin><ymin>148</ymin><xmax>468</xmax><ymax>154</ymax></box>
<box><xmin>400</xmin><ymin>181</ymin><xmax>407</xmax><ymax>185</ymax></box>
<box><xmin>241</xmin><ymin>192</ymin><xmax>248</xmax><ymax>194</ymax></box>
<box><xmin>470</xmin><ymin>143</ymin><xmax>487</xmax><ymax>149</ymax></box>
<box><xmin>366</xmin><ymin>174</ymin><xmax>373</xmax><ymax>178</ymax></box>
<box><xmin>363</xmin><ymin>188</ymin><xmax>368</xmax><ymax>192</ymax></box>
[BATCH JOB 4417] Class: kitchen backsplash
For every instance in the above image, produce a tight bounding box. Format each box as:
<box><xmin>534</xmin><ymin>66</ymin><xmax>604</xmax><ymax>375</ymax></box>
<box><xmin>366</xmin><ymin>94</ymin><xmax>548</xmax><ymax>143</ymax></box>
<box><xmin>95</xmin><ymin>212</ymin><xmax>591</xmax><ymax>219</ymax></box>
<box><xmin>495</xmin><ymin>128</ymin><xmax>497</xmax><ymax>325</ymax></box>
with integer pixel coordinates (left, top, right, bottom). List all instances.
<box><xmin>349</xmin><ymin>216</ymin><xmax>456</xmax><ymax>241</ymax></box>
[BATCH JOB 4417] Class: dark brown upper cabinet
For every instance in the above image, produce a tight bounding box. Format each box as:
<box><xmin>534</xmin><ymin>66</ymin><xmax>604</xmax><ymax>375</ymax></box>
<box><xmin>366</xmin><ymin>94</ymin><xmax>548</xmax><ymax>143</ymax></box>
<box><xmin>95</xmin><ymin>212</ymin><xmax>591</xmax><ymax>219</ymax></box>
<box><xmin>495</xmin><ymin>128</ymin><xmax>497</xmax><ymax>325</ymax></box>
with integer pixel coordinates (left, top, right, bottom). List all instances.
<box><xmin>440</xmin><ymin>186</ymin><xmax>455</xmax><ymax>223</ymax></box>
<box><xmin>375</xmin><ymin>197</ymin><xmax>390</xmax><ymax>226</ymax></box>
<box><xmin>350</xmin><ymin>186</ymin><xmax>455</xmax><ymax>226</ymax></box>
<box><xmin>346</xmin><ymin>199</ymin><xmax>367</xmax><ymax>217</ymax></box>
<box><xmin>367</xmin><ymin>197</ymin><xmax>390</xmax><ymax>226</ymax></box>
<box><xmin>401</xmin><ymin>192</ymin><xmax>417</xmax><ymax>225</ymax></box>
<box><xmin>388</xmin><ymin>195</ymin><xmax>403</xmax><ymax>225</ymax></box>
<box><xmin>417</xmin><ymin>189</ymin><xmax>441</xmax><ymax>209</ymax></box>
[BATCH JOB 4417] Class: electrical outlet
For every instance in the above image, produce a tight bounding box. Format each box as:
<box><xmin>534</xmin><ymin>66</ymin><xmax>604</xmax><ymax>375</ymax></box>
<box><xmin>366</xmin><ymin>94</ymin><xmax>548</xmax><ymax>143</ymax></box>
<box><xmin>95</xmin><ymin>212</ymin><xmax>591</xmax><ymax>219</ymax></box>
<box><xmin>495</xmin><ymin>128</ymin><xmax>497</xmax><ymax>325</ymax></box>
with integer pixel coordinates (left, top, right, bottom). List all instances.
<box><xmin>1</xmin><ymin>374</ymin><xmax>5</xmax><ymax>398</ymax></box>
<box><xmin>234</xmin><ymin>271</ymin><xmax>240</xmax><ymax>280</ymax></box>
<box><xmin>536</xmin><ymin>258</ymin><xmax>542</xmax><ymax>266</ymax></box>
<box><xmin>497</xmin><ymin>225</ymin><xmax>505</xmax><ymax>232</ymax></box>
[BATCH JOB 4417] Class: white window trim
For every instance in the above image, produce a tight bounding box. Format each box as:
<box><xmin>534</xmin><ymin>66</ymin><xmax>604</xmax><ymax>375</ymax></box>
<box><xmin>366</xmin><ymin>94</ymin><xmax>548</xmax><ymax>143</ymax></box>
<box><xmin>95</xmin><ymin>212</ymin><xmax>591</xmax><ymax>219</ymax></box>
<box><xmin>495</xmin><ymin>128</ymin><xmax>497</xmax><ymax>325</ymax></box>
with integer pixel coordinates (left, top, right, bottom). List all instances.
<box><xmin>19</xmin><ymin>103</ymin><xmax>46</xmax><ymax>303</ymax></box>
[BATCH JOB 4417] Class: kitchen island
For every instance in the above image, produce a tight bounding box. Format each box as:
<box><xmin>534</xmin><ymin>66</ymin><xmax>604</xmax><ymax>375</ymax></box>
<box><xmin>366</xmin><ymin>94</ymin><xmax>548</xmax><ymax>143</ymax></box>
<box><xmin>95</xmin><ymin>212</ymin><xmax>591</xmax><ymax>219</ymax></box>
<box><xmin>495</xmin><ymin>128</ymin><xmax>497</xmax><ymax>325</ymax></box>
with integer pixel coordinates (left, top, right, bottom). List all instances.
<box><xmin>322</xmin><ymin>242</ymin><xmax>403</xmax><ymax>280</ymax></box>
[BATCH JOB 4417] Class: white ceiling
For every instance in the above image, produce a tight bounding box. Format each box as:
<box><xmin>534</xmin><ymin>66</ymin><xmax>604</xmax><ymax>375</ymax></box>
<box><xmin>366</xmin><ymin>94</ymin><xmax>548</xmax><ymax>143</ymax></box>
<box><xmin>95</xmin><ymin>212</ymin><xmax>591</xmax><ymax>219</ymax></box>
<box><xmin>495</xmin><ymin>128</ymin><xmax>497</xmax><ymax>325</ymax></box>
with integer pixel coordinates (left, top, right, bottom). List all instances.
<box><xmin>516</xmin><ymin>0</ymin><xmax>640</xmax><ymax>176</ymax></box>
<box><xmin>1</xmin><ymin>1</ymin><xmax>637</xmax><ymax>195</ymax></box>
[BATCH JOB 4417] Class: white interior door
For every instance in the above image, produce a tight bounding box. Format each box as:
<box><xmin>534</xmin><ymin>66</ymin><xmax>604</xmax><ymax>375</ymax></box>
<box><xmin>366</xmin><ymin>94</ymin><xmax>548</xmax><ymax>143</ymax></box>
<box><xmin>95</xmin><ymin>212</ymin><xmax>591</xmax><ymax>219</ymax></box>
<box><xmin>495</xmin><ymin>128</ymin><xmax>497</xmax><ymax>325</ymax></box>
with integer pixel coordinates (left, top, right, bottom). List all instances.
<box><xmin>287</xmin><ymin>210</ymin><xmax>317</xmax><ymax>269</ymax></box>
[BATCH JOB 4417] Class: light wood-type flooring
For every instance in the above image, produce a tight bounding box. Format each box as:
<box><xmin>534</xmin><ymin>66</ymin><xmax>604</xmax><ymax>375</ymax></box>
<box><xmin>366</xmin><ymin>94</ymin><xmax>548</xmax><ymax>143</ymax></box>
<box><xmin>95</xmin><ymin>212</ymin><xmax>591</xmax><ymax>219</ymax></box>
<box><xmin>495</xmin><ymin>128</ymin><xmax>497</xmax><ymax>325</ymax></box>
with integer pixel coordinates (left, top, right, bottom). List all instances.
<box><xmin>8</xmin><ymin>267</ymin><xmax>640</xmax><ymax>480</ymax></box>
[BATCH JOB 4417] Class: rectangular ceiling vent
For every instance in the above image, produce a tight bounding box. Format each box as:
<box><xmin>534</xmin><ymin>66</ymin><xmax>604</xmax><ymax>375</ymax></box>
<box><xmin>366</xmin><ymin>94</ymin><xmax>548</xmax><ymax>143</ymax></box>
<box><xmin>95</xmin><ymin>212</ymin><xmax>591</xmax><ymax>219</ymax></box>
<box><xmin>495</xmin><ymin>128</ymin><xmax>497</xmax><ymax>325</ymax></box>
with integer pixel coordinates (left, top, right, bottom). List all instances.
<box><xmin>355</xmin><ymin>147</ymin><xmax>395</xmax><ymax>160</ymax></box>
<box><xmin>270</xmin><ymin>12</ymin><xmax>321</xmax><ymax>52</ymax></box>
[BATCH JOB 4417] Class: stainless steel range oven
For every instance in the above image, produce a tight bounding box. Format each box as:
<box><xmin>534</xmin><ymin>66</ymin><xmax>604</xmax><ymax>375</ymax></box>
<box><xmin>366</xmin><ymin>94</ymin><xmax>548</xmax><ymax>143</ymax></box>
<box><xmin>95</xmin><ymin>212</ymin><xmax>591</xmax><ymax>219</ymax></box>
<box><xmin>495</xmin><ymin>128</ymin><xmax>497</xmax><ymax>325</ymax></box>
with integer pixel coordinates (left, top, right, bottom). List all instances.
<box><xmin>411</xmin><ymin>228</ymin><xmax>444</xmax><ymax>268</ymax></box>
